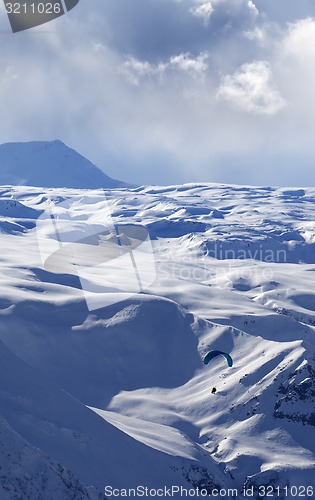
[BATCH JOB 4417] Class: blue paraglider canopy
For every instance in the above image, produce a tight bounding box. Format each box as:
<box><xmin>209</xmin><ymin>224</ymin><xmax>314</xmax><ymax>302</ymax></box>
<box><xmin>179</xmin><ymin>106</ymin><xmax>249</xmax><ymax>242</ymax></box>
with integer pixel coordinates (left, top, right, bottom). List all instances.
<box><xmin>203</xmin><ymin>350</ymin><xmax>233</xmax><ymax>367</ymax></box>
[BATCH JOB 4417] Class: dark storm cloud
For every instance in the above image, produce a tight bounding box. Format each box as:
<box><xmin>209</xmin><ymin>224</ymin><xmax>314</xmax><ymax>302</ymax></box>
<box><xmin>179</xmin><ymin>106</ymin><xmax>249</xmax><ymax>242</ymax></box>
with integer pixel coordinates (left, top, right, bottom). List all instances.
<box><xmin>90</xmin><ymin>0</ymin><xmax>258</xmax><ymax>61</ymax></box>
<box><xmin>0</xmin><ymin>0</ymin><xmax>315</xmax><ymax>186</ymax></box>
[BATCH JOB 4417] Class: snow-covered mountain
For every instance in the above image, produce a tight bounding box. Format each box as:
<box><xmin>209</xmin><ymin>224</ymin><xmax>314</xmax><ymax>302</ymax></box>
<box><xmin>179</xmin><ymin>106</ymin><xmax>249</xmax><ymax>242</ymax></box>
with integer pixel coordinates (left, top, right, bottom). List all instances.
<box><xmin>0</xmin><ymin>181</ymin><xmax>314</xmax><ymax>498</ymax></box>
<box><xmin>0</xmin><ymin>141</ymin><xmax>129</xmax><ymax>189</ymax></box>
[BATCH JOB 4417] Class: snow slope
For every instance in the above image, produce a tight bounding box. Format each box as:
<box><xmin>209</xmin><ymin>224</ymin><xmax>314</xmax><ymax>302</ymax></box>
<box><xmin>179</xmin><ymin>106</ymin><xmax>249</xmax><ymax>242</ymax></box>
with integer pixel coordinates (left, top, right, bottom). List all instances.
<box><xmin>0</xmin><ymin>181</ymin><xmax>314</xmax><ymax>498</ymax></box>
<box><xmin>0</xmin><ymin>328</ymin><xmax>221</xmax><ymax>496</ymax></box>
<box><xmin>0</xmin><ymin>141</ymin><xmax>129</xmax><ymax>189</ymax></box>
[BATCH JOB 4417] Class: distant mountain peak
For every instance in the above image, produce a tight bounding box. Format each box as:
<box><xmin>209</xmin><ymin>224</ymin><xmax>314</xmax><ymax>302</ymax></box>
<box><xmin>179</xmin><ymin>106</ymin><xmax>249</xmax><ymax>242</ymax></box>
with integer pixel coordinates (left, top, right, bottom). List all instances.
<box><xmin>0</xmin><ymin>140</ymin><xmax>129</xmax><ymax>189</ymax></box>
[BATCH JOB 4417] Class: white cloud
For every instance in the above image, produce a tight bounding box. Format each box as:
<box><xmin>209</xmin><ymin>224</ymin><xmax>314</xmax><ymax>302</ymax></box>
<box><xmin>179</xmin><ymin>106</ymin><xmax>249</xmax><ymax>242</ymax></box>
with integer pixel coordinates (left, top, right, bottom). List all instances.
<box><xmin>274</xmin><ymin>17</ymin><xmax>315</xmax><ymax>117</ymax></box>
<box><xmin>120</xmin><ymin>58</ymin><xmax>154</xmax><ymax>85</ymax></box>
<box><xmin>282</xmin><ymin>17</ymin><xmax>315</xmax><ymax>63</ymax></box>
<box><xmin>189</xmin><ymin>2</ymin><xmax>214</xmax><ymax>25</ymax></box>
<box><xmin>243</xmin><ymin>26</ymin><xmax>267</xmax><ymax>44</ymax></box>
<box><xmin>120</xmin><ymin>52</ymin><xmax>209</xmax><ymax>85</ymax></box>
<box><xmin>0</xmin><ymin>66</ymin><xmax>18</xmax><ymax>83</ymax></box>
<box><xmin>1</xmin><ymin>0</ymin><xmax>315</xmax><ymax>186</ymax></box>
<box><xmin>168</xmin><ymin>52</ymin><xmax>209</xmax><ymax>73</ymax></box>
<box><xmin>190</xmin><ymin>0</ymin><xmax>258</xmax><ymax>26</ymax></box>
<box><xmin>247</xmin><ymin>0</ymin><xmax>259</xmax><ymax>16</ymax></box>
<box><xmin>216</xmin><ymin>60</ymin><xmax>286</xmax><ymax>115</ymax></box>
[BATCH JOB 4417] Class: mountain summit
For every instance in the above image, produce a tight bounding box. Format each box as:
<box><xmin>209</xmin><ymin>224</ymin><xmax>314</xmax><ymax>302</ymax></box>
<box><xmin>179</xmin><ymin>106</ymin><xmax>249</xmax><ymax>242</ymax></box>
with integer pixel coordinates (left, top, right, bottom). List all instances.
<box><xmin>0</xmin><ymin>140</ymin><xmax>129</xmax><ymax>189</ymax></box>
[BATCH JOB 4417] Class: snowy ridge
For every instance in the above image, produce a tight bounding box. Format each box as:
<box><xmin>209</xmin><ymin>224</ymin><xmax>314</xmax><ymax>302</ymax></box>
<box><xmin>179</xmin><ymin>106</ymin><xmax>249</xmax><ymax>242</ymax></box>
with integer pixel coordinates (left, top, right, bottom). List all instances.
<box><xmin>0</xmin><ymin>141</ymin><xmax>129</xmax><ymax>189</ymax></box>
<box><xmin>0</xmin><ymin>182</ymin><xmax>314</xmax><ymax>498</ymax></box>
<box><xmin>0</xmin><ymin>412</ymin><xmax>102</xmax><ymax>500</ymax></box>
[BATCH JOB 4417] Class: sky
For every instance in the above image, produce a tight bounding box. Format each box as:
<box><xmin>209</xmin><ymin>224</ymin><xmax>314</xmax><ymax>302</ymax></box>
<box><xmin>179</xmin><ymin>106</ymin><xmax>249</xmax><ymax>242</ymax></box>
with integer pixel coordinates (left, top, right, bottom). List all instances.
<box><xmin>0</xmin><ymin>0</ymin><xmax>315</xmax><ymax>186</ymax></box>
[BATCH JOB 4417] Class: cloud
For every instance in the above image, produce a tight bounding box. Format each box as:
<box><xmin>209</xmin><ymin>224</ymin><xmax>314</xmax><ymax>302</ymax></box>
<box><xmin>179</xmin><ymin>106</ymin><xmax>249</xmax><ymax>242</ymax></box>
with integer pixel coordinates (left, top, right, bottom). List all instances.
<box><xmin>89</xmin><ymin>0</ymin><xmax>260</xmax><ymax>61</ymax></box>
<box><xmin>120</xmin><ymin>58</ymin><xmax>154</xmax><ymax>85</ymax></box>
<box><xmin>216</xmin><ymin>60</ymin><xmax>286</xmax><ymax>115</ymax></box>
<box><xmin>243</xmin><ymin>25</ymin><xmax>268</xmax><ymax>45</ymax></box>
<box><xmin>274</xmin><ymin>18</ymin><xmax>315</xmax><ymax>122</ymax></box>
<box><xmin>120</xmin><ymin>52</ymin><xmax>209</xmax><ymax>85</ymax></box>
<box><xmin>254</xmin><ymin>0</ymin><xmax>315</xmax><ymax>24</ymax></box>
<box><xmin>282</xmin><ymin>17</ymin><xmax>315</xmax><ymax>64</ymax></box>
<box><xmin>1</xmin><ymin>0</ymin><xmax>315</xmax><ymax>187</ymax></box>
<box><xmin>169</xmin><ymin>52</ymin><xmax>209</xmax><ymax>73</ymax></box>
<box><xmin>189</xmin><ymin>2</ymin><xmax>214</xmax><ymax>25</ymax></box>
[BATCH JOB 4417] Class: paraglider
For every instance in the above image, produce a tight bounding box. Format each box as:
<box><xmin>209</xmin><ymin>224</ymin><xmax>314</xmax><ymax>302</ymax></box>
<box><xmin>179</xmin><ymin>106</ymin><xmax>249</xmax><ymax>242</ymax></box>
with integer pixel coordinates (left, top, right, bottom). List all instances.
<box><xmin>203</xmin><ymin>350</ymin><xmax>233</xmax><ymax>395</ymax></box>
<box><xmin>203</xmin><ymin>350</ymin><xmax>233</xmax><ymax>368</ymax></box>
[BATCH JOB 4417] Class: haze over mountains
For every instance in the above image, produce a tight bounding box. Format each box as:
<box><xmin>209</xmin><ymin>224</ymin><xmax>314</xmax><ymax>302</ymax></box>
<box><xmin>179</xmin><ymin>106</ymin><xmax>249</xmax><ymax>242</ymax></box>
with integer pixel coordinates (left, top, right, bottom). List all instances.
<box><xmin>0</xmin><ymin>140</ymin><xmax>129</xmax><ymax>189</ymax></box>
